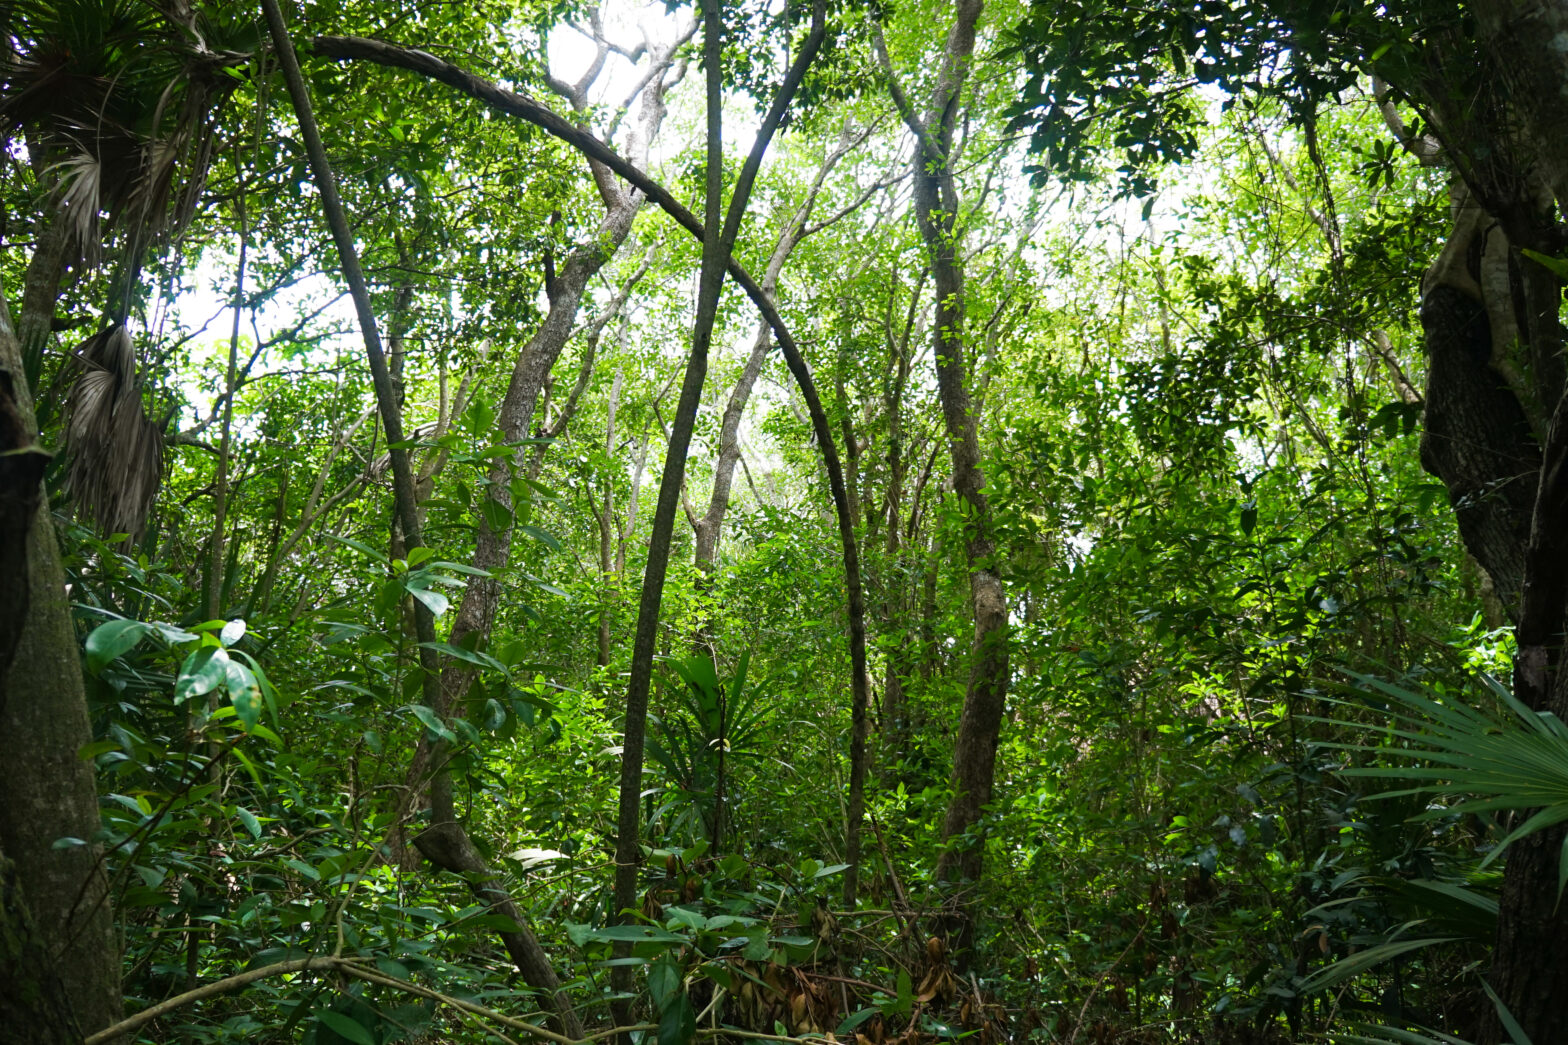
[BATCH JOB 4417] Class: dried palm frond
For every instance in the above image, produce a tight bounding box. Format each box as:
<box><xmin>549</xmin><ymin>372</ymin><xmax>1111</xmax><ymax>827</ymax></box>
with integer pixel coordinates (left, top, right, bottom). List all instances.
<box><xmin>52</xmin><ymin>149</ymin><xmax>108</xmax><ymax>264</ymax></box>
<box><xmin>62</xmin><ymin>324</ymin><xmax>163</xmax><ymax>542</ymax></box>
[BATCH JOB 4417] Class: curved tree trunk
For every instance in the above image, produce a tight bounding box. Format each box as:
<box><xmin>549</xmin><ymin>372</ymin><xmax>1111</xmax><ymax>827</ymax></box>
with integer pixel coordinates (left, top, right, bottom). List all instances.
<box><xmin>317</xmin><ymin>0</ymin><xmax>871</xmax><ymax>950</ymax></box>
<box><xmin>397</xmin><ymin>33</ymin><xmax>685</xmax><ymax>869</ymax></box>
<box><xmin>259</xmin><ymin>4</ymin><xmax>585</xmax><ymax>1034</ymax></box>
<box><xmin>692</xmin><ymin>127</ymin><xmax>864</xmax><ymax>588</ymax></box>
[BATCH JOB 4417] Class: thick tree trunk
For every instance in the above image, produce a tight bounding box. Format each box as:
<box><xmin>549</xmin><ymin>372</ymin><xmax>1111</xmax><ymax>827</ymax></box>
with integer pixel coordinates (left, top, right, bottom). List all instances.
<box><xmin>1419</xmin><ymin>198</ymin><xmax>1568</xmax><ymax>1045</ymax></box>
<box><xmin>1403</xmin><ymin>10</ymin><xmax>1568</xmax><ymax>1037</ymax></box>
<box><xmin>0</xmin><ymin>282</ymin><xmax>122</xmax><ymax>1040</ymax></box>
<box><xmin>0</xmin><ymin>848</ymin><xmax>81</xmax><ymax>1043</ymax></box>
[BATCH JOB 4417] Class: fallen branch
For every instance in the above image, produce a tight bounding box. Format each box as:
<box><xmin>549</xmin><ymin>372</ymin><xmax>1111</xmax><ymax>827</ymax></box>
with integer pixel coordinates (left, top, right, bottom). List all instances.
<box><xmin>85</xmin><ymin>951</ymin><xmax>657</xmax><ymax>1045</ymax></box>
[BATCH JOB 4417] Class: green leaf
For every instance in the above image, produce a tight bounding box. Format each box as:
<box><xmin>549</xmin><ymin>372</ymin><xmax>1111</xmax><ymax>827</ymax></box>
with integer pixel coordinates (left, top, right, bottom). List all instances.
<box><xmin>1298</xmin><ymin>936</ymin><xmax>1453</xmax><ymax>994</ymax></box>
<box><xmin>219</xmin><ymin>618</ymin><xmax>247</xmax><ymax>647</ymax></box>
<box><xmin>85</xmin><ymin>619</ymin><xmax>153</xmax><ymax>674</ymax></box>
<box><xmin>407</xmin><ymin>586</ymin><xmax>450</xmax><ymax>617</ymax></box>
<box><xmin>429</xmin><ymin>560</ymin><xmax>493</xmax><ymax>577</ymax></box>
<box><xmin>176</xmin><ymin>646</ymin><xmax>230</xmax><ymax>705</ymax></box>
<box><xmin>658</xmin><ymin>990</ymin><xmax>696</xmax><ymax>1045</ymax></box>
<box><xmin>480</xmin><ymin>495</ymin><xmax>513</xmax><ymax>533</ymax></box>
<box><xmin>582</xmin><ymin>924</ymin><xmax>686</xmax><ymax>944</ymax></box>
<box><xmin>235</xmin><ymin>807</ymin><xmax>261</xmax><ymax>839</ymax></box>
<box><xmin>375</xmin><ymin>957</ymin><xmax>411</xmax><ymax>981</ymax></box>
<box><xmin>838</xmin><ymin>1008</ymin><xmax>880</xmax><ymax>1034</ymax></box>
<box><xmin>1522</xmin><ymin>247</ymin><xmax>1568</xmax><ymax>281</ymax></box>
<box><xmin>1482</xmin><ymin>979</ymin><xmax>1534</xmax><ymax>1045</ymax></box>
<box><xmin>225</xmin><ymin>659</ymin><xmax>263</xmax><ymax>730</ymax></box>
<box><xmin>416</xmin><ymin>642</ymin><xmax>507</xmax><ymax>673</ymax></box>
<box><xmin>410</xmin><ymin>705</ymin><xmax>455</xmax><ymax>742</ymax></box>
<box><xmin>517</xmin><ymin>523</ymin><xmax>562</xmax><ymax>552</ymax></box>
<box><xmin>325</xmin><ymin>533</ymin><xmax>389</xmax><ymax>563</ymax></box>
<box><xmin>315</xmin><ymin>1009</ymin><xmax>376</xmax><ymax>1045</ymax></box>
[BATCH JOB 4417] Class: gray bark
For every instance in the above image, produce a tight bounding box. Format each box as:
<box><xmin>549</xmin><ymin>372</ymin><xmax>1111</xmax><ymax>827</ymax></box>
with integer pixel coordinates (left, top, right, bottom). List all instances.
<box><xmin>0</xmin><ymin>277</ymin><xmax>121</xmax><ymax>1040</ymax></box>
<box><xmin>691</xmin><ymin>132</ymin><xmax>859</xmax><ymax>575</ymax></box>
<box><xmin>879</xmin><ymin>0</ymin><xmax>1008</xmax><ymax>959</ymax></box>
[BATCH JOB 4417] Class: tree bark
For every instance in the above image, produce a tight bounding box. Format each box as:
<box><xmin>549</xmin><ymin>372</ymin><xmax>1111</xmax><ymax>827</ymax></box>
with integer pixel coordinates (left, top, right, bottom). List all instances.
<box><xmin>395</xmin><ymin>39</ymin><xmax>682</xmax><ymax>875</ymax></box>
<box><xmin>691</xmin><ymin>129</ymin><xmax>861</xmax><ymax>579</ymax></box>
<box><xmin>1390</xmin><ymin>9</ymin><xmax>1568</xmax><ymax>1034</ymax></box>
<box><xmin>878</xmin><ymin>0</ymin><xmax>1007</xmax><ymax>960</ymax></box>
<box><xmin>0</xmin><ymin>848</ymin><xmax>81</xmax><ymax>1044</ymax></box>
<box><xmin>0</xmin><ymin>276</ymin><xmax>122</xmax><ymax>1040</ymax></box>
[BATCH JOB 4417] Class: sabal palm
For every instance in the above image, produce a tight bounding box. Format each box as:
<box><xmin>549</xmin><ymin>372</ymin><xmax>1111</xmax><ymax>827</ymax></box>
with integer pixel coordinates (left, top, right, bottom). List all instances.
<box><xmin>2</xmin><ymin>0</ymin><xmax>249</xmax><ymax>538</ymax></box>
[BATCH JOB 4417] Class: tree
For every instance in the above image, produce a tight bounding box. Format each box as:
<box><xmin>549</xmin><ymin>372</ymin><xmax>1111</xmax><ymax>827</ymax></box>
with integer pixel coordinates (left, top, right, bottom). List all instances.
<box><xmin>0</xmin><ymin>279</ymin><xmax>121</xmax><ymax>1042</ymax></box>
<box><xmin>1006</xmin><ymin>0</ymin><xmax>1568</xmax><ymax>1036</ymax></box>
<box><xmin>877</xmin><ymin>0</ymin><xmax>1010</xmax><ymax>956</ymax></box>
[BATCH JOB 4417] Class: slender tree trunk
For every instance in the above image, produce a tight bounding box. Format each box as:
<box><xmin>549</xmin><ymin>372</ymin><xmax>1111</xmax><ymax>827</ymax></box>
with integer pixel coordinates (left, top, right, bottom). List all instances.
<box><xmin>599</xmin><ymin>367</ymin><xmax>623</xmax><ymax>668</ymax></box>
<box><xmin>610</xmin><ymin>2</ymin><xmax>730</xmax><ymax>1017</ymax></box>
<box><xmin>879</xmin><ymin>0</ymin><xmax>1007</xmax><ymax>959</ymax></box>
<box><xmin>259</xmin><ymin>7</ymin><xmax>591</xmax><ymax>1037</ymax></box>
<box><xmin>253</xmin><ymin>469</ymin><xmax>290</xmax><ymax>614</ymax></box>
<box><xmin>879</xmin><ymin>306</ymin><xmax>917</xmax><ymax>778</ymax></box>
<box><xmin>610</xmin><ymin>0</ymin><xmax>829</xmax><ymax>1021</ymax></box>
<box><xmin>206</xmin><ymin>189</ymin><xmax>247</xmax><ymax>621</ymax></box>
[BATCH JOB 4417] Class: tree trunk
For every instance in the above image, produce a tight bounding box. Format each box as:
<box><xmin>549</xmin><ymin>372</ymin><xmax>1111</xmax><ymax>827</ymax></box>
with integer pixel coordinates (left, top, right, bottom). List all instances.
<box><xmin>0</xmin><ymin>279</ymin><xmax>122</xmax><ymax>1041</ymax></box>
<box><xmin>879</xmin><ymin>0</ymin><xmax>1007</xmax><ymax>959</ymax></box>
<box><xmin>0</xmin><ymin>848</ymin><xmax>81</xmax><ymax>1044</ymax></box>
<box><xmin>691</xmin><ymin>131</ymin><xmax>856</xmax><ymax>583</ymax></box>
<box><xmin>610</xmin><ymin>0</ymin><xmax>829</xmax><ymax>1022</ymax></box>
<box><xmin>1393</xmin><ymin>9</ymin><xmax>1568</xmax><ymax>1037</ymax></box>
<box><xmin>398</xmin><ymin>42</ymin><xmax>682</xmax><ymax>853</ymax></box>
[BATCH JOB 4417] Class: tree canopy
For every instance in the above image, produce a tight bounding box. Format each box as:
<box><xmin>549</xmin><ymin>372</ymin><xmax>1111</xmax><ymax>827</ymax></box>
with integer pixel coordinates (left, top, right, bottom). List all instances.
<box><xmin>4</xmin><ymin>1</ymin><xmax>1568</xmax><ymax>1043</ymax></box>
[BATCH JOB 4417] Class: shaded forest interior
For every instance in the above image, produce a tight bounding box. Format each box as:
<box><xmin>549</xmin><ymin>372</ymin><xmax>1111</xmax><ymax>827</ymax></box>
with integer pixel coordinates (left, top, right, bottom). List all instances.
<box><xmin>5</xmin><ymin>1</ymin><xmax>1568</xmax><ymax>1043</ymax></box>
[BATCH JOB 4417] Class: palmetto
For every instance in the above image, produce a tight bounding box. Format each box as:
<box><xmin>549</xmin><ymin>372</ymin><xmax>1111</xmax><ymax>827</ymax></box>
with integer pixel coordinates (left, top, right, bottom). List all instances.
<box><xmin>646</xmin><ymin>652</ymin><xmax>772</xmax><ymax>851</ymax></box>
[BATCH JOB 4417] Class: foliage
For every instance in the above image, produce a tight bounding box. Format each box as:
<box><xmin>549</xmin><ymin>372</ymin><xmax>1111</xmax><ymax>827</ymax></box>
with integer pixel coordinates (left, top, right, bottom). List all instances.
<box><xmin>0</xmin><ymin>0</ymin><xmax>1557</xmax><ymax>1042</ymax></box>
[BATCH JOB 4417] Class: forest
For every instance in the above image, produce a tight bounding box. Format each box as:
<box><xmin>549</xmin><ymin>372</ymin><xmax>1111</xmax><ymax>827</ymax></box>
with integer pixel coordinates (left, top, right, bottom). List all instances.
<box><xmin>4</xmin><ymin>0</ymin><xmax>1568</xmax><ymax>1042</ymax></box>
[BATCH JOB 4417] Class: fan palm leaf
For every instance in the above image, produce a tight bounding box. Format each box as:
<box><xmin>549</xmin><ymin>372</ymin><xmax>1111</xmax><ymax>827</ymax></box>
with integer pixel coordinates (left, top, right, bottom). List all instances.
<box><xmin>1321</xmin><ymin>671</ymin><xmax>1568</xmax><ymax>892</ymax></box>
<box><xmin>2</xmin><ymin>0</ymin><xmax>247</xmax><ymax>276</ymax></box>
<box><xmin>62</xmin><ymin>323</ymin><xmax>162</xmax><ymax>540</ymax></box>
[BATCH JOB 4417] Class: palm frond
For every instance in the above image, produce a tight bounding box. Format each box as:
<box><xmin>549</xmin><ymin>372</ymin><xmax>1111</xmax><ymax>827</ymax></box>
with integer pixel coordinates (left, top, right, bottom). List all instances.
<box><xmin>1323</xmin><ymin>671</ymin><xmax>1568</xmax><ymax>889</ymax></box>
<box><xmin>62</xmin><ymin>324</ymin><xmax>162</xmax><ymax>542</ymax></box>
<box><xmin>2</xmin><ymin>0</ymin><xmax>246</xmax><ymax>277</ymax></box>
